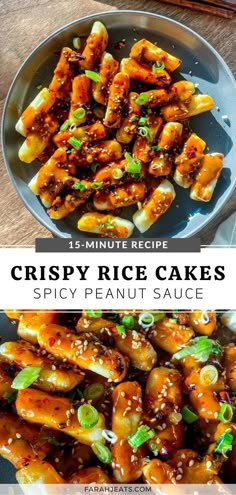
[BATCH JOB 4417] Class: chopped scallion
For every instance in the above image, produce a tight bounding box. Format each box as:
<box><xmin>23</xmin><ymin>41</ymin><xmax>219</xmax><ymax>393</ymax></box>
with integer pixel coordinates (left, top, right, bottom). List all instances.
<box><xmin>85</xmin><ymin>310</ymin><xmax>102</xmax><ymax>318</ymax></box>
<box><xmin>68</xmin><ymin>136</ymin><xmax>82</xmax><ymax>150</ymax></box>
<box><xmin>84</xmin><ymin>383</ymin><xmax>104</xmax><ymax>401</ymax></box>
<box><xmin>77</xmin><ymin>404</ymin><xmax>99</xmax><ymax>428</ymax></box>
<box><xmin>152</xmin><ymin>61</ymin><xmax>165</xmax><ymax>73</ymax></box>
<box><xmin>73</xmin><ymin>181</ymin><xmax>86</xmax><ymax>190</ymax></box>
<box><xmin>12</xmin><ymin>367</ymin><xmax>41</xmax><ymax>390</ymax></box>
<box><xmin>128</xmin><ymin>425</ymin><xmax>155</xmax><ymax>449</ymax></box>
<box><xmin>91</xmin><ymin>181</ymin><xmax>103</xmax><ymax>190</ymax></box>
<box><xmin>218</xmin><ymin>403</ymin><xmax>233</xmax><ymax>424</ymax></box>
<box><xmin>91</xmin><ymin>441</ymin><xmax>112</xmax><ymax>463</ymax></box>
<box><xmin>73</xmin><ymin>37</ymin><xmax>81</xmax><ymax>50</ymax></box>
<box><xmin>121</xmin><ymin>315</ymin><xmax>135</xmax><ymax>329</ymax></box>
<box><xmin>138</xmin><ymin>116</ymin><xmax>147</xmax><ymax>126</ymax></box>
<box><xmin>73</xmin><ymin>107</ymin><xmax>86</xmax><ymax>121</ymax></box>
<box><xmin>116</xmin><ymin>324</ymin><xmax>126</xmax><ymax>336</ymax></box>
<box><xmin>139</xmin><ymin>312</ymin><xmax>155</xmax><ymax>329</ymax></box>
<box><xmin>214</xmin><ymin>431</ymin><xmax>233</xmax><ymax>456</ymax></box>
<box><xmin>181</xmin><ymin>405</ymin><xmax>198</xmax><ymax>424</ymax></box>
<box><xmin>173</xmin><ymin>336</ymin><xmax>219</xmax><ymax>363</ymax></box>
<box><xmin>124</xmin><ymin>152</ymin><xmax>141</xmax><ymax>175</ymax></box>
<box><xmin>85</xmin><ymin>70</ymin><xmax>101</xmax><ymax>82</ymax></box>
<box><xmin>130</xmin><ymin>115</ymin><xmax>139</xmax><ymax>122</ymax></box>
<box><xmin>60</xmin><ymin>120</ymin><xmax>70</xmax><ymax>131</ymax></box>
<box><xmin>135</xmin><ymin>93</ymin><xmax>149</xmax><ymax>105</ymax></box>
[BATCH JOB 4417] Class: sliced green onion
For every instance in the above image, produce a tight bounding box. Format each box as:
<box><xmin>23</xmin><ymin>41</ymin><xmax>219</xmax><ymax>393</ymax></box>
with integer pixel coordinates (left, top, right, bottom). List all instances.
<box><xmin>149</xmin><ymin>441</ymin><xmax>158</xmax><ymax>456</ymax></box>
<box><xmin>12</xmin><ymin>367</ymin><xmax>41</xmax><ymax>390</ymax></box>
<box><xmin>77</xmin><ymin>404</ymin><xmax>99</xmax><ymax>428</ymax></box>
<box><xmin>173</xmin><ymin>336</ymin><xmax>217</xmax><ymax>363</ymax></box>
<box><xmin>116</xmin><ymin>324</ymin><xmax>126</xmax><ymax>336</ymax></box>
<box><xmin>218</xmin><ymin>403</ymin><xmax>233</xmax><ymax>424</ymax></box>
<box><xmin>152</xmin><ymin>61</ymin><xmax>165</xmax><ymax>73</ymax></box>
<box><xmin>153</xmin><ymin>312</ymin><xmax>165</xmax><ymax>322</ymax></box>
<box><xmin>68</xmin><ymin>136</ymin><xmax>82</xmax><ymax>150</ymax></box>
<box><xmin>85</xmin><ymin>70</ymin><xmax>101</xmax><ymax>82</ymax></box>
<box><xmin>124</xmin><ymin>152</ymin><xmax>141</xmax><ymax>175</ymax></box>
<box><xmin>91</xmin><ymin>162</ymin><xmax>98</xmax><ymax>173</ymax></box>
<box><xmin>93</xmin><ymin>106</ymin><xmax>105</xmax><ymax>119</ymax></box>
<box><xmin>111</xmin><ymin>168</ymin><xmax>123</xmax><ymax>180</ymax></box>
<box><xmin>73</xmin><ymin>37</ymin><xmax>81</xmax><ymax>50</ymax></box>
<box><xmin>99</xmin><ymin>216</ymin><xmax>114</xmax><ymax>231</ymax></box>
<box><xmin>128</xmin><ymin>425</ymin><xmax>155</xmax><ymax>449</ymax></box>
<box><xmin>91</xmin><ymin>181</ymin><xmax>103</xmax><ymax>190</ymax></box>
<box><xmin>169</xmin><ymin>318</ymin><xmax>177</xmax><ymax>324</ymax></box>
<box><xmin>138</xmin><ymin>116</ymin><xmax>147</xmax><ymax>126</ymax></box>
<box><xmin>92</xmin><ymin>441</ymin><xmax>112</xmax><ymax>463</ymax></box>
<box><xmin>73</xmin><ymin>181</ymin><xmax>86</xmax><ymax>190</ymax></box>
<box><xmin>60</xmin><ymin>119</ymin><xmax>70</xmax><ymax>131</ymax></box>
<box><xmin>181</xmin><ymin>405</ymin><xmax>198</xmax><ymax>424</ymax></box>
<box><xmin>3</xmin><ymin>391</ymin><xmax>17</xmax><ymax>404</ymax></box>
<box><xmin>121</xmin><ymin>315</ymin><xmax>135</xmax><ymax>329</ymax></box>
<box><xmin>73</xmin><ymin>107</ymin><xmax>86</xmax><ymax>121</ymax></box>
<box><xmin>85</xmin><ymin>310</ymin><xmax>102</xmax><ymax>318</ymax></box>
<box><xmin>214</xmin><ymin>431</ymin><xmax>233</xmax><ymax>456</ymax></box>
<box><xmin>42</xmin><ymin>435</ymin><xmax>61</xmax><ymax>447</ymax></box>
<box><xmin>102</xmin><ymin>429</ymin><xmax>117</xmax><ymax>444</ymax></box>
<box><xmin>84</xmin><ymin>383</ymin><xmax>104</xmax><ymax>401</ymax></box>
<box><xmin>68</xmin><ymin>387</ymin><xmax>83</xmax><ymax>402</ymax></box>
<box><xmin>200</xmin><ymin>365</ymin><xmax>218</xmax><ymax>386</ymax></box>
<box><xmin>138</xmin><ymin>126</ymin><xmax>152</xmax><ymax>141</ymax></box>
<box><xmin>139</xmin><ymin>312</ymin><xmax>154</xmax><ymax>329</ymax></box>
<box><xmin>212</xmin><ymin>341</ymin><xmax>222</xmax><ymax>356</ymax></box>
<box><xmin>135</xmin><ymin>93</ymin><xmax>149</xmax><ymax>105</ymax></box>
<box><xmin>152</xmin><ymin>145</ymin><xmax>163</xmax><ymax>151</ymax></box>
<box><xmin>130</xmin><ymin>115</ymin><xmax>139</xmax><ymax>122</ymax></box>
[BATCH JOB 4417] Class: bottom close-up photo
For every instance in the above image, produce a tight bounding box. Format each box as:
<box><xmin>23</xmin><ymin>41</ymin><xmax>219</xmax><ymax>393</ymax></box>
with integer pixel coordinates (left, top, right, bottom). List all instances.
<box><xmin>0</xmin><ymin>310</ymin><xmax>235</xmax><ymax>486</ymax></box>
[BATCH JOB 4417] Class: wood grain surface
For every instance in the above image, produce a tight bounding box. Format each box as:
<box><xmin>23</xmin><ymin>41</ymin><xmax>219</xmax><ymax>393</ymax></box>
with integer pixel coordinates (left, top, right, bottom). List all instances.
<box><xmin>0</xmin><ymin>0</ymin><xmax>235</xmax><ymax>245</ymax></box>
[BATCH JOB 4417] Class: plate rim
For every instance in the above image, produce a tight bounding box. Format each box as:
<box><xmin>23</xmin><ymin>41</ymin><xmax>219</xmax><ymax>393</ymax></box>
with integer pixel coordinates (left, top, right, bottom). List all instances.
<box><xmin>2</xmin><ymin>9</ymin><xmax>236</xmax><ymax>240</ymax></box>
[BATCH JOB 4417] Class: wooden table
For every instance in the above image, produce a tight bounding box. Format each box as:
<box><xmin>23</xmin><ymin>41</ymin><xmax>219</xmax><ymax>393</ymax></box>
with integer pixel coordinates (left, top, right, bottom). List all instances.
<box><xmin>0</xmin><ymin>0</ymin><xmax>235</xmax><ymax>245</ymax></box>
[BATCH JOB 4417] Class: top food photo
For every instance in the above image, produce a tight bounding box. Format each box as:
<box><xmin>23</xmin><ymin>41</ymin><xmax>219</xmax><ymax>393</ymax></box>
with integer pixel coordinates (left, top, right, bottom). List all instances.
<box><xmin>2</xmin><ymin>10</ymin><xmax>236</xmax><ymax>239</ymax></box>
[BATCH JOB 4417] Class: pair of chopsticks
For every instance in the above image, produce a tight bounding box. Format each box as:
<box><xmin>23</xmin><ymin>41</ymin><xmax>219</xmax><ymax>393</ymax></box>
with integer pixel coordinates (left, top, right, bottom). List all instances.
<box><xmin>157</xmin><ymin>0</ymin><xmax>236</xmax><ymax>18</ymax></box>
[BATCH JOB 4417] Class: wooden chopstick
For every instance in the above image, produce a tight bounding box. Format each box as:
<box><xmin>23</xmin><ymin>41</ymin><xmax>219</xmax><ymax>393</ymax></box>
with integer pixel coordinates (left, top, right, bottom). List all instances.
<box><xmin>204</xmin><ymin>0</ymin><xmax>236</xmax><ymax>12</ymax></box>
<box><xmin>157</xmin><ymin>0</ymin><xmax>234</xmax><ymax>18</ymax></box>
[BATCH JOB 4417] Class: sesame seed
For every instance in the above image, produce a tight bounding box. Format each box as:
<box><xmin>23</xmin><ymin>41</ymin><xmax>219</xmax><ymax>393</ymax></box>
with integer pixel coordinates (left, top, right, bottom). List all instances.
<box><xmin>16</xmin><ymin>433</ymin><xmax>21</xmax><ymax>439</ymax></box>
<box><xmin>8</xmin><ymin>438</ymin><xmax>13</xmax><ymax>445</ymax></box>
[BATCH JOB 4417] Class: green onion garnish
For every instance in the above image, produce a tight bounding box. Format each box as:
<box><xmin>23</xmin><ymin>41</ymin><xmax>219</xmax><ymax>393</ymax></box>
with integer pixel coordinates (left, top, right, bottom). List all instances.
<box><xmin>60</xmin><ymin>120</ymin><xmax>70</xmax><ymax>131</ymax></box>
<box><xmin>73</xmin><ymin>107</ymin><xmax>86</xmax><ymax>121</ymax></box>
<box><xmin>130</xmin><ymin>115</ymin><xmax>139</xmax><ymax>122</ymax></box>
<box><xmin>85</xmin><ymin>70</ymin><xmax>101</xmax><ymax>82</ymax></box>
<box><xmin>149</xmin><ymin>441</ymin><xmax>158</xmax><ymax>456</ymax></box>
<box><xmin>3</xmin><ymin>391</ymin><xmax>17</xmax><ymax>404</ymax></box>
<box><xmin>85</xmin><ymin>310</ymin><xmax>102</xmax><ymax>318</ymax></box>
<box><xmin>84</xmin><ymin>383</ymin><xmax>104</xmax><ymax>401</ymax></box>
<box><xmin>139</xmin><ymin>312</ymin><xmax>154</xmax><ymax>329</ymax></box>
<box><xmin>111</xmin><ymin>168</ymin><xmax>123</xmax><ymax>180</ymax></box>
<box><xmin>138</xmin><ymin>126</ymin><xmax>152</xmax><ymax>141</ymax></box>
<box><xmin>153</xmin><ymin>312</ymin><xmax>165</xmax><ymax>322</ymax></box>
<box><xmin>77</xmin><ymin>404</ymin><xmax>99</xmax><ymax>428</ymax></box>
<box><xmin>181</xmin><ymin>405</ymin><xmax>198</xmax><ymax>424</ymax></box>
<box><xmin>73</xmin><ymin>181</ymin><xmax>86</xmax><ymax>190</ymax></box>
<box><xmin>91</xmin><ymin>163</ymin><xmax>98</xmax><ymax>173</ymax></box>
<box><xmin>135</xmin><ymin>93</ymin><xmax>149</xmax><ymax>105</ymax></box>
<box><xmin>93</xmin><ymin>106</ymin><xmax>105</xmax><ymax>119</ymax></box>
<box><xmin>116</xmin><ymin>324</ymin><xmax>126</xmax><ymax>336</ymax></box>
<box><xmin>152</xmin><ymin>61</ymin><xmax>165</xmax><ymax>73</ymax></box>
<box><xmin>91</xmin><ymin>181</ymin><xmax>103</xmax><ymax>190</ymax></box>
<box><xmin>214</xmin><ymin>431</ymin><xmax>233</xmax><ymax>456</ymax></box>
<box><xmin>173</xmin><ymin>336</ymin><xmax>220</xmax><ymax>363</ymax></box>
<box><xmin>68</xmin><ymin>136</ymin><xmax>82</xmax><ymax>150</ymax></box>
<box><xmin>169</xmin><ymin>318</ymin><xmax>177</xmax><ymax>324</ymax></box>
<box><xmin>99</xmin><ymin>216</ymin><xmax>114</xmax><ymax>231</ymax></box>
<box><xmin>218</xmin><ymin>403</ymin><xmax>233</xmax><ymax>424</ymax></box>
<box><xmin>42</xmin><ymin>435</ymin><xmax>61</xmax><ymax>447</ymax></box>
<box><xmin>124</xmin><ymin>152</ymin><xmax>141</xmax><ymax>175</ymax></box>
<box><xmin>121</xmin><ymin>315</ymin><xmax>135</xmax><ymax>329</ymax></box>
<box><xmin>138</xmin><ymin>116</ymin><xmax>147</xmax><ymax>126</ymax></box>
<box><xmin>91</xmin><ymin>441</ymin><xmax>112</xmax><ymax>463</ymax></box>
<box><xmin>152</xmin><ymin>145</ymin><xmax>163</xmax><ymax>151</ymax></box>
<box><xmin>73</xmin><ymin>37</ymin><xmax>81</xmax><ymax>50</ymax></box>
<box><xmin>128</xmin><ymin>425</ymin><xmax>155</xmax><ymax>449</ymax></box>
<box><xmin>12</xmin><ymin>367</ymin><xmax>41</xmax><ymax>390</ymax></box>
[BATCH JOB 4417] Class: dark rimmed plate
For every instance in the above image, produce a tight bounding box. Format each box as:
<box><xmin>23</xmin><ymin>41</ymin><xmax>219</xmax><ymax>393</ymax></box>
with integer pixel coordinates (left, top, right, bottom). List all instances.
<box><xmin>2</xmin><ymin>10</ymin><xmax>236</xmax><ymax>239</ymax></box>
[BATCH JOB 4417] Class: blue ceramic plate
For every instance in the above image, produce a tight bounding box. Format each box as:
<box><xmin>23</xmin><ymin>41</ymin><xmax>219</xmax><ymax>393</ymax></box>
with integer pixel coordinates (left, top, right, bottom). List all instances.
<box><xmin>2</xmin><ymin>11</ymin><xmax>236</xmax><ymax>238</ymax></box>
